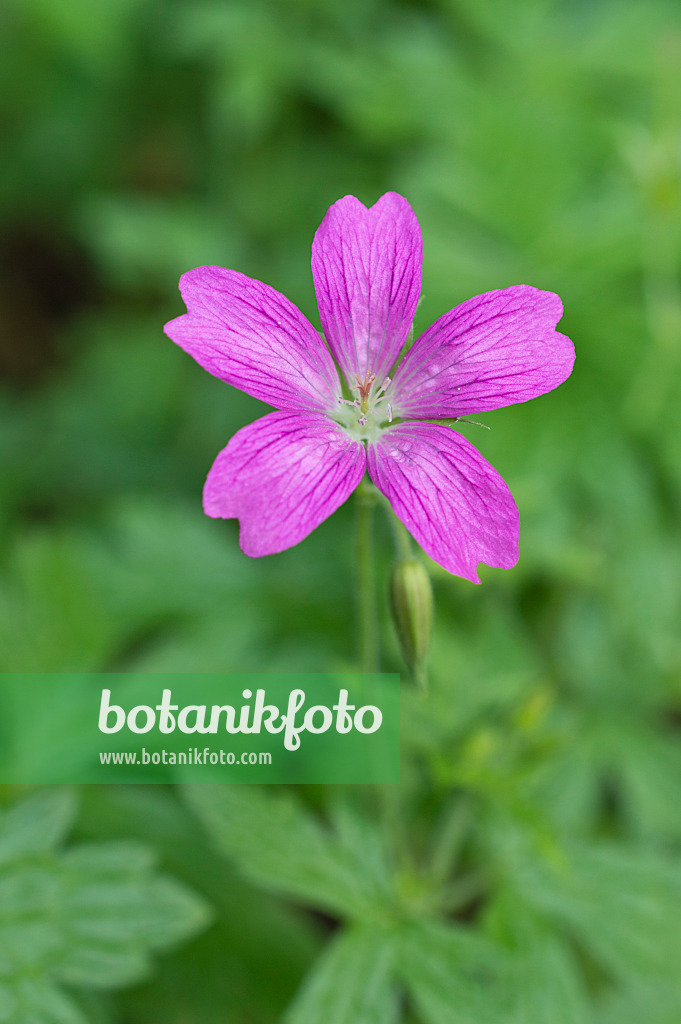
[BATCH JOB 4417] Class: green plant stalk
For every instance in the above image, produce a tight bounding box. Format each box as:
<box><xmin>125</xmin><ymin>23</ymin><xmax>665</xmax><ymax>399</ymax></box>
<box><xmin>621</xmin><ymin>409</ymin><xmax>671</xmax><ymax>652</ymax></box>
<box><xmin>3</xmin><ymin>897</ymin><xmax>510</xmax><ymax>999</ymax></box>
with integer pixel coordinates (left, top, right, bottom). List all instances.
<box><xmin>356</xmin><ymin>482</ymin><xmax>379</xmax><ymax>673</ymax></box>
<box><xmin>388</xmin><ymin>505</ymin><xmax>413</xmax><ymax>561</ymax></box>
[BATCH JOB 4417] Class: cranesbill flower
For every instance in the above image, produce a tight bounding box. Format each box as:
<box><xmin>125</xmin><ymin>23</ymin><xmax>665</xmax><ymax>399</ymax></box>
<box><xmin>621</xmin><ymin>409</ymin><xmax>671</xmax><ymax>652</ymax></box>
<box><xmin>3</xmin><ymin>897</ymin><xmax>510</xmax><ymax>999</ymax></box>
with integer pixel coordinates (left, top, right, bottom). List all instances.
<box><xmin>164</xmin><ymin>193</ymin><xmax>574</xmax><ymax>582</ymax></box>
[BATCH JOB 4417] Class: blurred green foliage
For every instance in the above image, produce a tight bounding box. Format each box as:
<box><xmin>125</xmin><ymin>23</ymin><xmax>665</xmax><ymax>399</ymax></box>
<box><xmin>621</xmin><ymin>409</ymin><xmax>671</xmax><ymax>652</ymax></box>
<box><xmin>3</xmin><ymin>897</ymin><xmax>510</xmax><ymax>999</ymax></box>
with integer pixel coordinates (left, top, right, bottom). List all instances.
<box><xmin>0</xmin><ymin>789</ymin><xmax>209</xmax><ymax>1023</ymax></box>
<box><xmin>2</xmin><ymin>0</ymin><xmax>681</xmax><ymax>1020</ymax></box>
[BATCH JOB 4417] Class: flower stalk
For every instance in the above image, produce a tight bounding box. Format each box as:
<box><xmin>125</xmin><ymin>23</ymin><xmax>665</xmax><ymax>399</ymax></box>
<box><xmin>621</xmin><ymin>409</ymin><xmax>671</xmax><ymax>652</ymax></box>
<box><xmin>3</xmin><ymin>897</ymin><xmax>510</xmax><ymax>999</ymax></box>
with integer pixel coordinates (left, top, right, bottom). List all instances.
<box><xmin>356</xmin><ymin>481</ymin><xmax>379</xmax><ymax>673</ymax></box>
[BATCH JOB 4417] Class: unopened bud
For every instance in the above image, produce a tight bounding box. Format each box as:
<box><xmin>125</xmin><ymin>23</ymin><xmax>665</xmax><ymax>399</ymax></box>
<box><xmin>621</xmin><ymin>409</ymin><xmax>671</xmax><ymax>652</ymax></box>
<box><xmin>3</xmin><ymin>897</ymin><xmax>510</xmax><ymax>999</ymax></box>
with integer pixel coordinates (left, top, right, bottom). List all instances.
<box><xmin>389</xmin><ymin>558</ymin><xmax>433</xmax><ymax>687</ymax></box>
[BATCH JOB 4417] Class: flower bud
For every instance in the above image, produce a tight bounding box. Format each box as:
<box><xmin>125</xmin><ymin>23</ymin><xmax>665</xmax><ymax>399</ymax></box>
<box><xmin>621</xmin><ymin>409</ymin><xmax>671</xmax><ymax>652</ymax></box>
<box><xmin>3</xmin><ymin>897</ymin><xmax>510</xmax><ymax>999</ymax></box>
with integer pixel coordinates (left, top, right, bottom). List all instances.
<box><xmin>389</xmin><ymin>558</ymin><xmax>433</xmax><ymax>687</ymax></box>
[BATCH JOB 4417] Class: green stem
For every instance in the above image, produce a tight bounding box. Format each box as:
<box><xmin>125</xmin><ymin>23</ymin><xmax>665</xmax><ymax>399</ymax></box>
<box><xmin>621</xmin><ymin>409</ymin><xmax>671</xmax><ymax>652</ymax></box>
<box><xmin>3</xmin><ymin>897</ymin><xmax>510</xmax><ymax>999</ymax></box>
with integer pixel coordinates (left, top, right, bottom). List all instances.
<box><xmin>356</xmin><ymin>481</ymin><xmax>379</xmax><ymax>672</ymax></box>
<box><xmin>388</xmin><ymin>507</ymin><xmax>412</xmax><ymax>562</ymax></box>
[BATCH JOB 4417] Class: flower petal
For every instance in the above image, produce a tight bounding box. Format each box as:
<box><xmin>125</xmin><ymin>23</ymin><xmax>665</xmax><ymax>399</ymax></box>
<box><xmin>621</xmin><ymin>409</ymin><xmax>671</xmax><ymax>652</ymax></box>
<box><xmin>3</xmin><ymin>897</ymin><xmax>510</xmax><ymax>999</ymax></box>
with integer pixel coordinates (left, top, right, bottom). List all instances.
<box><xmin>312</xmin><ymin>192</ymin><xmax>422</xmax><ymax>386</ymax></box>
<box><xmin>204</xmin><ymin>411</ymin><xmax>366</xmax><ymax>556</ymax></box>
<box><xmin>164</xmin><ymin>266</ymin><xmax>341</xmax><ymax>412</ymax></box>
<box><xmin>367</xmin><ymin>423</ymin><xmax>518</xmax><ymax>582</ymax></box>
<box><xmin>391</xmin><ymin>285</ymin><xmax>574</xmax><ymax>417</ymax></box>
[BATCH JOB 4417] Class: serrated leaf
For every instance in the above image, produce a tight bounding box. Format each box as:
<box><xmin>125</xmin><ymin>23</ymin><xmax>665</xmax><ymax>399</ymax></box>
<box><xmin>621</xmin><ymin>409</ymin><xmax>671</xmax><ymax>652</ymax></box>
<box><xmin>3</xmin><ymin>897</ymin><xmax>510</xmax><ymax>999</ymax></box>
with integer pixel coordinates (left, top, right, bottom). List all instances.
<box><xmin>57</xmin><ymin>846</ymin><xmax>211</xmax><ymax>987</ymax></box>
<box><xmin>57</xmin><ymin>947</ymin><xmax>153</xmax><ymax>990</ymax></box>
<box><xmin>399</xmin><ymin>920</ymin><xmax>507</xmax><ymax>1024</ymax></box>
<box><xmin>515</xmin><ymin>842</ymin><xmax>681</xmax><ymax>984</ymax></box>
<box><xmin>76</xmin><ymin>785</ymin><xmax>319</xmax><ymax>1024</ymax></box>
<box><xmin>508</xmin><ymin>935</ymin><xmax>591</xmax><ymax>1024</ymax></box>
<box><xmin>485</xmin><ymin>896</ymin><xmax>592</xmax><ymax>1024</ymax></box>
<box><xmin>137</xmin><ymin>876</ymin><xmax>215</xmax><ymax>950</ymax></box>
<box><xmin>0</xmin><ymin>978</ymin><xmax>87</xmax><ymax>1024</ymax></box>
<box><xmin>285</xmin><ymin>926</ymin><xmax>398</xmax><ymax>1024</ymax></box>
<box><xmin>0</xmin><ymin>791</ymin><xmax>211</xmax><ymax>1011</ymax></box>
<box><xmin>184</xmin><ymin>786</ymin><xmax>387</xmax><ymax>920</ymax></box>
<box><xmin>0</xmin><ymin>790</ymin><xmax>77</xmax><ymax>865</ymax></box>
<box><xmin>327</xmin><ymin>799</ymin><xmax>393</xmax><ymax>898</ymax></box>
<box><xmin>61</xmin><ymin>841</ymin><xmax>155</xmax><ymax>877</ymax></box>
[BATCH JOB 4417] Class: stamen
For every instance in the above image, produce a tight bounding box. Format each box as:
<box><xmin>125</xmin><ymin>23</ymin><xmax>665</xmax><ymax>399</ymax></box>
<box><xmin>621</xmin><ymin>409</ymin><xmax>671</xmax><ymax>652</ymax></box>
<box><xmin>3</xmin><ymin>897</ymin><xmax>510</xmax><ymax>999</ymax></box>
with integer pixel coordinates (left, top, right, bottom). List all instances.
<box><xmin>387</xmin><ymin>403</ymin><xmax>393</xmax><ymax>423</ymax></box>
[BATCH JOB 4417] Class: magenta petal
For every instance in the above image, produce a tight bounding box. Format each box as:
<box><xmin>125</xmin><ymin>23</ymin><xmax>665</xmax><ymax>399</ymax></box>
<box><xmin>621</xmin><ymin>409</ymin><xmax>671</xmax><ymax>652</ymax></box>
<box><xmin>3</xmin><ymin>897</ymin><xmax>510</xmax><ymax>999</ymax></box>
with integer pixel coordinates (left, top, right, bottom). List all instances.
<box><xmin>164</xmin><ymin>266</ymin><xmax>341</xmax><ymax>412</ymax></box>
<box><xmin>367</xmin><ymin>423</ymin><xmax>518</xmax><ymax>582</ymax></box>
<box><xmin>392</xmin><ymin>285</ymin><xmax>574</xmax><ymax>417</ymax></box>
<box><xmin>312</xmin><ymin>192</ymin><xmax>422</xmax><ymax>385</ymax></box>
<box><xmin>203</xmin><ymin>411</ymin><xmax>366</xmax><ymax>556</ymax></box>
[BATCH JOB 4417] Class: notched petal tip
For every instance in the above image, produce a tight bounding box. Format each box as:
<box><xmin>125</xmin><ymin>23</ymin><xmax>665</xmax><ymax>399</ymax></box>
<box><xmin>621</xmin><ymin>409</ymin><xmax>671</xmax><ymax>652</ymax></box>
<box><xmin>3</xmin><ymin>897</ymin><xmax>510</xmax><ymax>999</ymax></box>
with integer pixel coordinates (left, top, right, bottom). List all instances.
<box><xmin>175</xmin><ymin>264</ymin><xmax>237</xmax><ymax>302</ymax></box>
<box><xmin>312</xmin><ymin>190</ymin><xmax>423</xmax><ymax>386</ymax></box>
<box><xmin>392</xmin><ymin>283</ymin><xmax>575</xmax><ymax>419</ymax></box>
<box><xmin>512</xmin><ymin>283</ymin><xmax>564</xmax><ymax>317</ymax></box>
<box><xmin>460</xmin><ymin>531</ymin><xmax>520</xmax><ymax>584</ymax></box>
<box><xmin>162</xmin><ymin>311</ymin><xmax>186</xmax><ymax>341</ymax></box>
<box><xmin>162</xmin><ymin>264</ymin><xmax>341</xmax><ymax>413</ymax></box>
<box><xmin>321</xmin><ymin>190</ymin><xmax>418</xmax><ymax>217</ymax></box>
<box><xmin>201</xmin><ymin>488</ymin><xmax>223</xmax><ymax>520</ymax></box>
<box><xmin>371</xmin><ymin>190</ymin><xmax>419</xmax><ymax>215</ymax></box>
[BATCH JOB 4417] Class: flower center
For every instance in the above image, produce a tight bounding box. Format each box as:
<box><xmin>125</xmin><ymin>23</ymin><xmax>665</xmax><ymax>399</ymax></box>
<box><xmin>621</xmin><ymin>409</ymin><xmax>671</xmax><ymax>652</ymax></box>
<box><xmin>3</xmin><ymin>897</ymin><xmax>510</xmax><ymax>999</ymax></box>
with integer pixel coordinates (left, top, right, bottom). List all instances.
<box><xmin>331</xmin><ymin>370</ymin><xmax>394</xmax><ymax>443</ymax></box>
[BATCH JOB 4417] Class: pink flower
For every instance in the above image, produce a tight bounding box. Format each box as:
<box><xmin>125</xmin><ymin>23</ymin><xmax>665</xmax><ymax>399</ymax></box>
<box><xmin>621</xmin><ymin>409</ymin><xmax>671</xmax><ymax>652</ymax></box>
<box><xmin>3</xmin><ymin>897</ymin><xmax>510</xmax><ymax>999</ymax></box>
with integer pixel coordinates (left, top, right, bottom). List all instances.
<box><xmin>164</xmin><ymin>193</ymin><xmax>574</xmax><ymax>582</ymax></box>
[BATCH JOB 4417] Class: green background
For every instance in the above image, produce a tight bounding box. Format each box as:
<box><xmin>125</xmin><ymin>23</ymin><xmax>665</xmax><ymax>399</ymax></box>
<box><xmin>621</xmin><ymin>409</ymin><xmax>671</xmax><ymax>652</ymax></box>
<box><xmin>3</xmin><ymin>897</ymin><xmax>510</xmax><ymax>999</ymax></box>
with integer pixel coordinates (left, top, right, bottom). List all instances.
<box><xmin>1</xmin><ymin>0</ymin><xmax>681</xmax><ymax>1021</ymax></box>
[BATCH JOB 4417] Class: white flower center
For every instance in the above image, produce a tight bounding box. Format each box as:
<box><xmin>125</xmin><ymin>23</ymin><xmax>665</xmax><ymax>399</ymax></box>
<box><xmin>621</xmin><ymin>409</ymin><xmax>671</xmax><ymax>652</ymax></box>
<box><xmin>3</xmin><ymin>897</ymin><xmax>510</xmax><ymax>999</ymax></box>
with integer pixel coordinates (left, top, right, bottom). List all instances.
<box><xmin>331</xmin><ymin>370</ymin><xmax>394</xmax><ymax>443</ymax></box>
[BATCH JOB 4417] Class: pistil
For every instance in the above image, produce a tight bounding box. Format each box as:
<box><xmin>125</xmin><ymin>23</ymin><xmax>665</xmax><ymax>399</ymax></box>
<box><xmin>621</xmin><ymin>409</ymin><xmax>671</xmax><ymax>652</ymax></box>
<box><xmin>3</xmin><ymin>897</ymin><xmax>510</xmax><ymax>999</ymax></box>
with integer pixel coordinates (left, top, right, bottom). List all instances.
<box><xmin>353</xmin><ymin>371</ymin><xmax>376</xmax><ymax>413</ymax></box>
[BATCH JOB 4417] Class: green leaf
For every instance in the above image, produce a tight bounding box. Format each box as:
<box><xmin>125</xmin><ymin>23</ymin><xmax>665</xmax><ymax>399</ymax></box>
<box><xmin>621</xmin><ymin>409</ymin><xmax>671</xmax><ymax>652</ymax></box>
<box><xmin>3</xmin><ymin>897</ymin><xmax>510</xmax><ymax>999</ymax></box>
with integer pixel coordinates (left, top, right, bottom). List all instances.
<box><xmin>57</xmin><ymin>844</ymin><xmax>211</xmax><ymax>986</ymax></box>
<box><xmin>485</xmin><ymin>896</ymin><xmax>591</xmax><ymax>1024</ymax></box>
<box><xmin>0</xmin><ymin>790</ymin><xmax>211</xmax><ymax>1020</ymax></box>
<box><xmin>515</xmin><ymin>842</ymin><xmax>681</xmax><ymax>983</ymax></box>
<box><xmin>0</xmin><ymin>978</ymin><xmax>88</xmax><ymax>1024</ymax></box>
<box><xmin>0</xmin><ymin>790</ymin><xmax>77</xmax><ymax>865</ymax></box>
<box><xmin>285</xmin><ymin>926</ymin><xmax>398</xmax><ymax>1024</ymax></box>
<box><xmin>399</xmin><ymin>920</ymin><xmax>507</xmax><ymax>1024</ymax></box>
<box><xmin>184</xmin><ymin>786</ymin><xmax>389</xmax><ymax>921</ymax></box>
<box><xmin>76</xmin><ymin>785</ymin><xmax>318</xmax><ymax>1024</ymax></box>
<box><xmin>535</xmin><ymin>715</ymin><xmax>681</xmax><ymax>840</ymax></box>
<box><xmin>506</xmin><ymin>935</ymin><xmax>590</xmax><ymax>1024</ymax></box>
